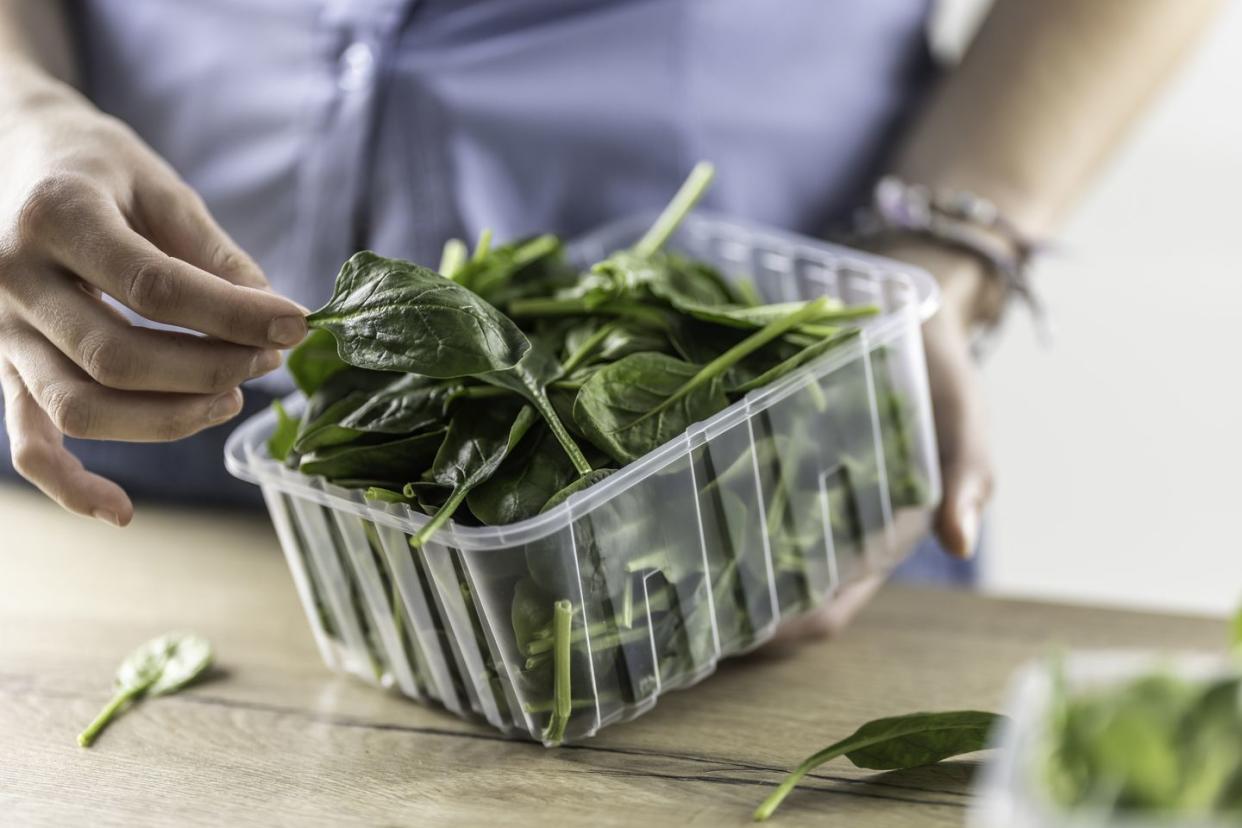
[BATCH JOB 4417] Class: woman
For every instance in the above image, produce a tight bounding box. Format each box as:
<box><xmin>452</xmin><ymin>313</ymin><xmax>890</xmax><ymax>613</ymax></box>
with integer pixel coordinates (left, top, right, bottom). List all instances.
<box><xmin>0</xmin><ymin>0</ymin><xmax>1221</xmax><ymax>596</ymax></box>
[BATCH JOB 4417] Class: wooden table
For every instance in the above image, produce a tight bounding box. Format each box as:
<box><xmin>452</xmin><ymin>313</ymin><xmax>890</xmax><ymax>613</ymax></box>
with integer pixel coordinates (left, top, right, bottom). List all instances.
<box><xmin>0</xmin><ymin>483</ymin><xmax>1225</xmax><ymax>827</ymax></box>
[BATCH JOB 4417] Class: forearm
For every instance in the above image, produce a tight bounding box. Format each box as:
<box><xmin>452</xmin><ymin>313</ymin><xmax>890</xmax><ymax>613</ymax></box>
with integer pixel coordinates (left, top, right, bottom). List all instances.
<box><xmin>0</xmin><ymin>0</ymin><xmax>75</xmax><ymax>94</ymax></box>
<box><xmin>880</xmin><ymin>0</ymin><xmax>1223</xmax><ymax>325</ymax></box>
<box><xmin>894</xmin><ymin>0</ymin><xmax>1223</xmax><ymax>237</ymax></box>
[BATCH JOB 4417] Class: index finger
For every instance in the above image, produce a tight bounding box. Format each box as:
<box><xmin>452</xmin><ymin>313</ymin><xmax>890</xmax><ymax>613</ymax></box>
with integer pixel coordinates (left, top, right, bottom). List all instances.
<box><xmin>48</xmin><ymin>197</ymin><xmax>307</xmax><ymax>348</ymax></box>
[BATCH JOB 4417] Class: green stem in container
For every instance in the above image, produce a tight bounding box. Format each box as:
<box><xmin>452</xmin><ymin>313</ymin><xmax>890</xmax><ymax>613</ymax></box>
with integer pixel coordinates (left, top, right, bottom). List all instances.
<box><xmin>561</xmin><ymin>321</ymin><xmax>619</xmax><ymax>376</ymax></box>
<box><xmin>541</xmin><ymin>600</ymin><xmax>574</xmax><ymax>745</ymax></box>
<box><xmin>635</xmin><ymin>298</ymin><xmax>831</xmax><ymax>429</ymax></box>
<box><xmin>633</xmin><ymin>162</ymin><xmax>715</xmax><ymax>257</ymax></box>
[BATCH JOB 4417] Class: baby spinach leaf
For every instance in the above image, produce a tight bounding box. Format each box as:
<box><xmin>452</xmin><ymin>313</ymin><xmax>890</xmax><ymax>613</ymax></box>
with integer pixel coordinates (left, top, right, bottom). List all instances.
<box><xmin>409</xmin><ymin>403</ymin><xmax>538</xmax><ymax>547</ymax></box>
<box><xmin>299</xmin><ymin>430</ymin><xmax>444</xmax><ymax>481</ymax></box>
<box><xmin>573</xmin><ymin>352</ymin><xmax>726</xmax><ymax>464</ymax></box>
<box><xmin>292</xmin><ymin>369</ymin><xmax>395</xmax><ymax>454</ymax></box>
<box><xmin>467</xmin><ymin>426</ymin><xmax>580</xmax><ymax>525</ymax></box>
<box><xmin>78</xmin><ymin>633</ymin><xmax>213</xmax><ymax>747</ymax></box>
<box><xmin>286</xmin><ymin>328</ymin><xmax>349</xmax><ymax>396</ymax></box>
<box><xmin>307</xmin><ymin>251</ymin><xmax>530</xmax><ymax>378</ymax></box>
<box><xmin>338</xmin><ymin>374</ymin><xmax>460</xmax><ymax>435</ymax></box>
<box><xmin>753</xmin><ymin>710</ymin><xmax>1004</xmax><ymax>821</ymax></box>
<box><xmin>266</xmin><ymin>400</ymin><xmax>299</xmax><ymax>462</ymax></box>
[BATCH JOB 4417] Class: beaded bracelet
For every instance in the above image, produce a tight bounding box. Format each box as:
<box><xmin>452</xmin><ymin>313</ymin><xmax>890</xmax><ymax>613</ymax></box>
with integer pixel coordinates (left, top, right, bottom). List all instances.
<box><xmin>840</xmin><ymin>175</ymin><xmax>1052</xmax><ymax>351</ymax></box>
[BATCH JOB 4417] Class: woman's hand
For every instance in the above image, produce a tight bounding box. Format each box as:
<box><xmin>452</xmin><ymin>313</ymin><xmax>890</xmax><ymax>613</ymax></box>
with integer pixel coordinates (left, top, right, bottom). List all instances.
<box><xmin>892</xmin><ymin>239</ymin><xmax>1001</xmax><ymax>560</ymax></box>
<box><xmin>0</xmin><ymin>67</ymin><xmax>308</xmax><ymax>526</ymax></box>
<box><xmin>769</xmin><ymin>240</ymin><xmax>998</xmax><ymax>643</ymax></box>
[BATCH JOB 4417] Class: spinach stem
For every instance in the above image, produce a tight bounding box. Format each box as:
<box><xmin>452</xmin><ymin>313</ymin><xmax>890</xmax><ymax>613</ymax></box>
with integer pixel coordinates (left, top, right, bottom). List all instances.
<box><xmin>732</xmin><ymin>329</ymin><xmax>854</xmax><ymax>394</ymax></box>
<box><xmin>634</xmin><ymin>162</ymin><xmax>715</xmax><ymax>257</ymax></box>
<box><xmin>452</xmin><ymin>385</ymin><xmax>511</xmax><ymax>402</ymax></box>
<box><xmin>77</xmin><ymin>686</ymin><xmax>142</xmax><ymax>747</ymax></box>
<box><xmin>524</xmin><ymin>618</ymin><xmax>652</xmax><ymax>658</ymax></box>
<box><xmin>473</xmin><ymin>228</ymin><xmax>493</xmax><ymax>261</ymax></box>
<box><xmin>409</xmin><ymin>485</ymin><xmax>471</xmax><ymax>549</ymax></box>
<box><xmin>507</xmin><ymin>298</ymin><xmax>671</xmax><ymax>330</ymax></box>
<box><xmin>512</xmin><ymin>234</ymin><xmax>560</xmax><ymax>266</ymax></box>
<box><xmin>638</xmin><ymin>298</ymin><xmax>830</xmax><ymax>427</ymax></box>
<box><xmin>439</xmin><ymin>238</ymin><xmax>468</xmax><ymax>279</ymax></box>
<box><xmin>529</xmin><ymin>388</ymin><xmax>593</xmax><ymax>477</ymax></box>
<box><xmin>561</xmin><ymin>321</ymin><xmax>619</xmax><ymax>376</ymax></box>
<box><xmin>541</xmin><ymin>600</ymin><xmax>574</xmax><ymax>744</ymax></box>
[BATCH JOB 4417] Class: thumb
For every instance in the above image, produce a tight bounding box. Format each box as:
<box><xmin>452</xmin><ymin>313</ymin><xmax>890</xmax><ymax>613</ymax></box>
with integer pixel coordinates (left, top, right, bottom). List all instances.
<box><xmin>923</xmin><ymin>309</ymin><xmax>995</xmax><ymax>559</ymax></box>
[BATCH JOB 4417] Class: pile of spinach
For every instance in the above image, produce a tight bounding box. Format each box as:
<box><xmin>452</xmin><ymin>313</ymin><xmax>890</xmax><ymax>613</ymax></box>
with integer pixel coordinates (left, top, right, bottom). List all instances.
<box><xmin>266</xmin><ymin>162</ymin><xmax>934</xmax><ymax>743</ymax></box>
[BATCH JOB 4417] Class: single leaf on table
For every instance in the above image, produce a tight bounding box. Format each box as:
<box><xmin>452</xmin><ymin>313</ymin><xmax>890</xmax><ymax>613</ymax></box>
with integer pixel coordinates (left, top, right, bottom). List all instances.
<box><xmin>78</xmin><ymin>633</ymin><xmax>214</xmax><ymax>747</ymax></box>
<box><xmin>409</xmin><ymin>402</ymin><xmax>539</xmax><ymax>547</ymax></box>
<box><xmin>286</xmin><ymin>328</ymin><xmax>349</xmax><ymax>396</ymax></box>
<box><xmin>266</xmin><ymin>400</ymin><xmax>299</xmax><ymax>461</ymax></box>
<box><xmin>753</xmin><ymin>710</ymin><xmax>1005</xmax><ymax>821</ymax></box>
<box><xmin>307</xmin><ymin>250</ymin><xmax>531</xmax><ymax>378</ymax></box>
<box><xmin>573</xmin><ymin>352</ymin><xmax>728</xmax><ymax>464</ymax></box>
<box><xmin>298</xmin><ymin>430</ymin><xmax>445</xmax><ymax>481</ymax></box>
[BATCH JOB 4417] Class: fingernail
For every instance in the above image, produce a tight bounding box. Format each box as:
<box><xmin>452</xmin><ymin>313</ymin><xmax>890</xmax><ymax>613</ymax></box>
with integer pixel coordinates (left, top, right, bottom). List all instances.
<box><xmin>92</xmin><ymin>509</ymin><xmax>121</xmax><ymax>527</ymax></box>
<box><xmin>956</xmin><ymin>502</ymin><xmax>980</xmax><ymax>559</ymax></box>
<box><xmin>268</xmin><ymin>315</ymin><xmax>307</xmax><ymax>347</ymax></box>
<box><xmin>250</xmin><ymin>349</ymin><xmax>282</xmax><ymax>378</ymax></box>
<box><xmin>208</xmin><ymin>390</ymin><xmax>243</xmax><ymax>423</ymax></box>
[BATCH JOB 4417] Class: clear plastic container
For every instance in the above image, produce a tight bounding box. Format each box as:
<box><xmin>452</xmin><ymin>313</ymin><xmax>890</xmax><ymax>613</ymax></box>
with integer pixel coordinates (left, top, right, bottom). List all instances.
<box><xmin>224</xmin><ymin>212</ymin><xmax>942</xmax><ymax>744</ymax></box>
<box><xmin>971</xmin><ymin>652</ymin><xmax>1231</xmax><ymax>828</ymax></box>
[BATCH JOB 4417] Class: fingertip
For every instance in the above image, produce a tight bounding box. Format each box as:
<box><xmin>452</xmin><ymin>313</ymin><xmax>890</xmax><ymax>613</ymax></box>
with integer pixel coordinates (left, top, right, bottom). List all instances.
<box><xmin>937</xmin><ymin>476</ymin><xmax>988</xmax><ymax>559</ymax></box>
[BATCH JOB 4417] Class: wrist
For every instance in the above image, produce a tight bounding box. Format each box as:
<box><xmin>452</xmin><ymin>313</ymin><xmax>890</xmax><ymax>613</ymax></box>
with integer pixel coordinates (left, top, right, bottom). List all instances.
<box><xmin>0</xmin><ymin>56</ymin><xmax>77</xmax><ymax>113</ymax></box>
<box><xmin>870</xmin><ymin>236</ymin><xmax>1006</xmax><ymax>331</ymax></box>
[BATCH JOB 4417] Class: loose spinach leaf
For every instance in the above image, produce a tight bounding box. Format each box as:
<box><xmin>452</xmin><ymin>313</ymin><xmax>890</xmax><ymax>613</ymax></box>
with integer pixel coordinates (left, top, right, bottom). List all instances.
<box><xmin>753</xmin><ymin>710</ymin><xmax>1004</xmax><ymax>821</ymax></box>
<box><xmin>267</xmin><ymin>400</ymin><xmax>299</xmax><ymax>462</ymax></box>
<box><xmin>292</xmin><ymin>369</ymin><xmax>396</xmax><ymax>454</ymax></box>
<box><xmin>307</xmin><ymin>251</ymin><xmax>530</xmax><ymax>378</ymax></box>
<box><xmin>78</xmin><ymin>633</ymin><xmax>214</xmax><ymax>747</ymax></box>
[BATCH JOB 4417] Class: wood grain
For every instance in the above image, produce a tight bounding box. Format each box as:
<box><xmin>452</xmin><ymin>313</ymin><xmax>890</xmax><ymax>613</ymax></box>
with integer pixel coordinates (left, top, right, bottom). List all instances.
<box><xmin>0</xmin><ymin>483</ymin><xmax>1226</xmax><ymax>827</ymax></box>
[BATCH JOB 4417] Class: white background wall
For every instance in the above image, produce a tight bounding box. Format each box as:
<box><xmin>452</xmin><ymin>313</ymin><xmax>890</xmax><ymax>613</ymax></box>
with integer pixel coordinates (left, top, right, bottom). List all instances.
<box><xmin>933</xmin><ymin>2</ymin><xmax>1242</xmax><ymax>615</ymax></box>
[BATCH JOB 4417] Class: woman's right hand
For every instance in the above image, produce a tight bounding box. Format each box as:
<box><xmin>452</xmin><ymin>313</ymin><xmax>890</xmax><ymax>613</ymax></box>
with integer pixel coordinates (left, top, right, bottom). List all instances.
<box><xmin>0</xmin><ymin>66</ymin><xmax>308</xmax><ymax>526</ymax></box>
